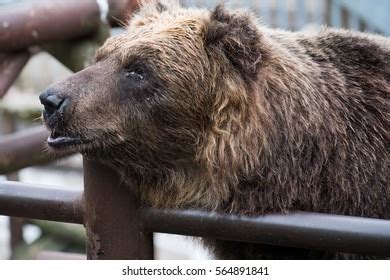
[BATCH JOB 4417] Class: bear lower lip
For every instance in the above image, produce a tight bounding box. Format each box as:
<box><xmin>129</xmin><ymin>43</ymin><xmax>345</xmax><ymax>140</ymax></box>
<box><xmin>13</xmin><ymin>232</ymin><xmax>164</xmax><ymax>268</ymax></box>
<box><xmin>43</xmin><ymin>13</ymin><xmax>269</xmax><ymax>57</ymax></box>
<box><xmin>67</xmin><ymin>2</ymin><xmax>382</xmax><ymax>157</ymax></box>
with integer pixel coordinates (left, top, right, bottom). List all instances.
<box><xmin>47</xmin><ymin>135</ymin><xmax>84</xmax><ymax>149</ymax></box>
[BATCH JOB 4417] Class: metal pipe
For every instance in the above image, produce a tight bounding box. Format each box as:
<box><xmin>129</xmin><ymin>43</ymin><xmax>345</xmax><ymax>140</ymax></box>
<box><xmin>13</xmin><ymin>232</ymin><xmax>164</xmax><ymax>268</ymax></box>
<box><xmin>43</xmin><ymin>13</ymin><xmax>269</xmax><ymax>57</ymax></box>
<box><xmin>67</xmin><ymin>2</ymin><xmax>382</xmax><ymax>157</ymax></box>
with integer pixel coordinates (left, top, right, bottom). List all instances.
<box><xmin>0</xmin><ymin>125</ymin><xmax>72</xmax><ymax>174</ymax></box>
<box><xmin>83</xmin><ymin>159</ymin><xmax>154</xmax><ymax>259</ymax></box>
<box><xmin>0</xmin><ymin>0</ymin><xmax>100</xmax><ymax>51</ymax></box>
<box><xmin>141</xmin><ymin>207</ymin><xmax>390</xmax><ymax>257</ymax></box>
<box><xmin>0</xmin><ymin>51</ymin><xmax>30</xmax><ymax>98</ymax></box>
<box><xmin>0</xmin><ymin>0</ymin><xmax>139</xmax><ymax>52</ymax></box>
<box><xmin>0</xmin><ymin>181</ymin><xmax>83</xmax><ymax>224</ymax></box>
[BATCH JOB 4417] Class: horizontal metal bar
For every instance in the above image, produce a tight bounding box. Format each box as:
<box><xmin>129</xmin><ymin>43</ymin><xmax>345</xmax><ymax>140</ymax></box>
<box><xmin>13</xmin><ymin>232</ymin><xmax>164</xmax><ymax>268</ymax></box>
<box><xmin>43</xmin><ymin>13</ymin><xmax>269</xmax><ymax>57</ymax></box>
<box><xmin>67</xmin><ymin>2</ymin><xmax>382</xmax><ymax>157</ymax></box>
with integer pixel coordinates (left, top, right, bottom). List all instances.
<box><xmin>0</xmin><ymin>0</ymin><xmax>100</xmax><ymax>52</ymax></box>
<box><xmin>0</xmin><ymin>0</ymin><xmax>138</xmax><ymax>52</ymax></box>
<box><xmin>141</xmin><ymin>207</ymin><xmax>390</xmax><ymax>257</ymax></box>
<box><xmin>1</xmin><ymin>179</ymin><xmax>389</xmax><ymax>256</ymax></box>
<box><xmin>0</xmin><ymin>126</ymin><xmax>72</xmax><ymax>174</ymax></box>
<box><xmin>0</xmin><ymin>180</ymin><xmax>83</xmax><ymax>224</ymax></box>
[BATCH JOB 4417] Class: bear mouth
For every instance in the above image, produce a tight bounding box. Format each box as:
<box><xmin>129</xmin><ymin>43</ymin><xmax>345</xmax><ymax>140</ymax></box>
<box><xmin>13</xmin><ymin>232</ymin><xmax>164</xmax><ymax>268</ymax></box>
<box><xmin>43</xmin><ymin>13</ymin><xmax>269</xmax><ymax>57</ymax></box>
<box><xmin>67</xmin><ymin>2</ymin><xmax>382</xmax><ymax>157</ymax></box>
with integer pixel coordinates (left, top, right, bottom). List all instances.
<box><xmin>48</xmin><ymin>131</ymin><xmax>91</xmax><ymax>149</ymax></box>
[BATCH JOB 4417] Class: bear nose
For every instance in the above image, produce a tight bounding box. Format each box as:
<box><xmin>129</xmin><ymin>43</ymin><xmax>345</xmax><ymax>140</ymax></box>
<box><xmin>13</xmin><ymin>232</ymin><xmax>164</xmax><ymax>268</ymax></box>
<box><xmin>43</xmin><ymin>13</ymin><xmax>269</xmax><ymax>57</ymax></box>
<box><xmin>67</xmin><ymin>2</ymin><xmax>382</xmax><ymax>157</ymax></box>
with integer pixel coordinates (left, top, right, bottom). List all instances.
<box><xmin>39</xmin><ymin>90</ymin><xmax>68</xmax><ymax>118</ymax></box>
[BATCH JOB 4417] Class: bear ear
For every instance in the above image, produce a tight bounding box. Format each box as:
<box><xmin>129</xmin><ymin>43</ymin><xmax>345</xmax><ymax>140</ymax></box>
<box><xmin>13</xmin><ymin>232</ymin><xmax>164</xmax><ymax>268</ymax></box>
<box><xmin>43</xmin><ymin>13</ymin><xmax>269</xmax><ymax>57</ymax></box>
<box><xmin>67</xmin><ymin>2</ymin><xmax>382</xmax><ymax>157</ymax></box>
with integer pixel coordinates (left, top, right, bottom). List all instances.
<box><xmin>205</xmin><ymin>5</ymin><xmax>265</xmax><ymax>82</ymax></box>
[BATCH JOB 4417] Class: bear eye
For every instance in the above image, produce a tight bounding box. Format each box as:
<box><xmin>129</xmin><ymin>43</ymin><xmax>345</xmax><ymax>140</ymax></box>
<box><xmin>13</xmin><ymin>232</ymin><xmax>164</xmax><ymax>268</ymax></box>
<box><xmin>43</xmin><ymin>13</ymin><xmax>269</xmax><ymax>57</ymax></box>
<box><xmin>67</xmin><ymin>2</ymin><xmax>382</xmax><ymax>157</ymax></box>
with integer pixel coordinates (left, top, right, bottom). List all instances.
<box><xmin>125</xmin><ymin>70</ymin><xmax>144</xmax><ymax>81</ymax></box>
<box><xmin>125</xmin><ymin>67</ymin><xmax>145</xmax><ymax>81</ymax></box>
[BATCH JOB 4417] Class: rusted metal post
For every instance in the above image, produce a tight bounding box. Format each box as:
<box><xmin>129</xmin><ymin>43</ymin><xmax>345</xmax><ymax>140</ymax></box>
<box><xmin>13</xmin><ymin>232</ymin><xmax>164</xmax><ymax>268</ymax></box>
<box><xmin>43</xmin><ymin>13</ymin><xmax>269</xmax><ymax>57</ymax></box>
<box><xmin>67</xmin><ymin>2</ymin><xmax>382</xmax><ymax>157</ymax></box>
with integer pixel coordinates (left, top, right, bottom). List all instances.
<box><xmin>0</xmin><ymin>51</ymin><xmax>30</xmax><ymax>98</ymax></box>
<box><xmin>83</xmin><ymin>158</ymin><xmax>154</xmax><ymax>260</ymax></box>
<box><xmin>1</xmin><ymin>112</ymin><xmax>25</xmax><ymax>255</ymax></box>
<box><xmin>9</xmin><ymin>218</ymin><xmax>24</xmax><ymax>250</ymax></box>
<box><xmin>341</xmin><ymin>7</ymin><xmax>350</xmax><ymax>29</ymax></box>
<box><xmin>325</xmin><ymin>0</ymin><xmax>332</xmax><ymax>26</ymax></box>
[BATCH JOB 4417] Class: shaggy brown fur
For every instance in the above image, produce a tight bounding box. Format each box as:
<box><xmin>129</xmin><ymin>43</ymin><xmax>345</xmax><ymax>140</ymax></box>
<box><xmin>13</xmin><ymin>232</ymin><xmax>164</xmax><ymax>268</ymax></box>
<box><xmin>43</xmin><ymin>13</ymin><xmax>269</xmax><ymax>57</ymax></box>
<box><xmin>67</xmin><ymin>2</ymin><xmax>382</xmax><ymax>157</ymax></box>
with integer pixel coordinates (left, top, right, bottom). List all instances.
<box><xmin>40</xmin><ymin>0</ymin><xmax>390</xmax><ymax>259</ymax></box>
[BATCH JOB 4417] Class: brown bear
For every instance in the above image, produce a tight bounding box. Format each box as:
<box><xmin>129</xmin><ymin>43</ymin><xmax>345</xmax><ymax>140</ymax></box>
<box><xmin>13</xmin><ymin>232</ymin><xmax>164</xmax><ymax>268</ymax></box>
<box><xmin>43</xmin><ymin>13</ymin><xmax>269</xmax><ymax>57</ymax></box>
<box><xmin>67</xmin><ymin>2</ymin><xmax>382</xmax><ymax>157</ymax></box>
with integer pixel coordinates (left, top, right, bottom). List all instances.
<box><xmin>39</xmin><ymin>0</ymin><xmax>389</xmax><ymax>259</ymax></box>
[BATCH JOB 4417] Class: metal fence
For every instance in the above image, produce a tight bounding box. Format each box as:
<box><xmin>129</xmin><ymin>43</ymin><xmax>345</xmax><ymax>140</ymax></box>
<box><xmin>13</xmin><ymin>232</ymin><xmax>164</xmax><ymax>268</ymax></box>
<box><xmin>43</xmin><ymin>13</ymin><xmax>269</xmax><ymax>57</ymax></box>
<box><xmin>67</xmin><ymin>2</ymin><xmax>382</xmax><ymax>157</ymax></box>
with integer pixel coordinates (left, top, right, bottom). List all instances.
<box><xmin>0</xmin><ymin>0</ymin><xmax>389</xmax><ymax>259</ymax></box>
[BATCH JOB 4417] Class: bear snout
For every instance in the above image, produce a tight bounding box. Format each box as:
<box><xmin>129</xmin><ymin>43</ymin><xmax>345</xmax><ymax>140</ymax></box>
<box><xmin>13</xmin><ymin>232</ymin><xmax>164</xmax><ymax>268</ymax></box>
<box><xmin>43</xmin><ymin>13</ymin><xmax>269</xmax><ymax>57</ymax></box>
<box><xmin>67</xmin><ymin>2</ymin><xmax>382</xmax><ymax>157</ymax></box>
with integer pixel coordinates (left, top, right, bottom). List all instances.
<box><xmin>39</xmin><ymin>88</ymin><xmax>69</xmax><ymax>129</ymax></box>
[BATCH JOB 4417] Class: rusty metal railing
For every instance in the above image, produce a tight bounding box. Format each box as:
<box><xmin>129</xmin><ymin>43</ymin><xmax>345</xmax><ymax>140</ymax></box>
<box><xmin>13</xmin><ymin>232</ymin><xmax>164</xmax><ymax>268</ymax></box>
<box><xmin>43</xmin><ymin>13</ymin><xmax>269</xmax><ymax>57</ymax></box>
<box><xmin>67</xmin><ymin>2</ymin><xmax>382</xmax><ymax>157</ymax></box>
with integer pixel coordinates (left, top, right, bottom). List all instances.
<box><xmin>0</xmin><ymin>0</ymin><xmax>390</xmax><ymax>260</ymax></box>
<box><xmin>1</xmin><ymin>167</ymin><xmax>390</xmax><ymax>259</ymax></box>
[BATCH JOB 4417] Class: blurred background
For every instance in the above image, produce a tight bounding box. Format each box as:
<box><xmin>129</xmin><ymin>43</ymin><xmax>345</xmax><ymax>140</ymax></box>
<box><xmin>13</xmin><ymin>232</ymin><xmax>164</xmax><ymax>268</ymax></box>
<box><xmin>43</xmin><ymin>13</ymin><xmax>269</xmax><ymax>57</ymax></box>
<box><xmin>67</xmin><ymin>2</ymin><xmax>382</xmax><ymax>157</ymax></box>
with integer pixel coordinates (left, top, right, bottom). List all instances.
<box><xmin>0</xmin><ymin>0</ymin><xmax>389</xmax><ymax>260</ymax></box>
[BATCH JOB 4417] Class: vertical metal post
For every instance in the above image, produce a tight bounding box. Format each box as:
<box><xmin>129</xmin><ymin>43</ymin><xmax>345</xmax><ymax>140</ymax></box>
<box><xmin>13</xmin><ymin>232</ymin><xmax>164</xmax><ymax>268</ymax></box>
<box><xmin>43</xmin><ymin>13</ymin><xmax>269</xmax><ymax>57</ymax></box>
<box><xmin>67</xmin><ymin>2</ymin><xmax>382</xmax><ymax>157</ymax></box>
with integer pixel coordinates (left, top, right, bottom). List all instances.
<box><xmin>341</xmin><ymin>7</ymin><xmax>349</xmax><ymax>28</ymax></box>
<box><xmin>325</xmin><ymin>0</ymin><xmax>332</xmax><ymax>26</ymax></box>
<box><xmin>83</xmin><ymin>158</ymin><xmax>154</xmax><ymax>260</ymax></box>
<box><xmin>1</xmin><ymin>112</ymin><xmax>25</xmax><ymax>257</ymax></box>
